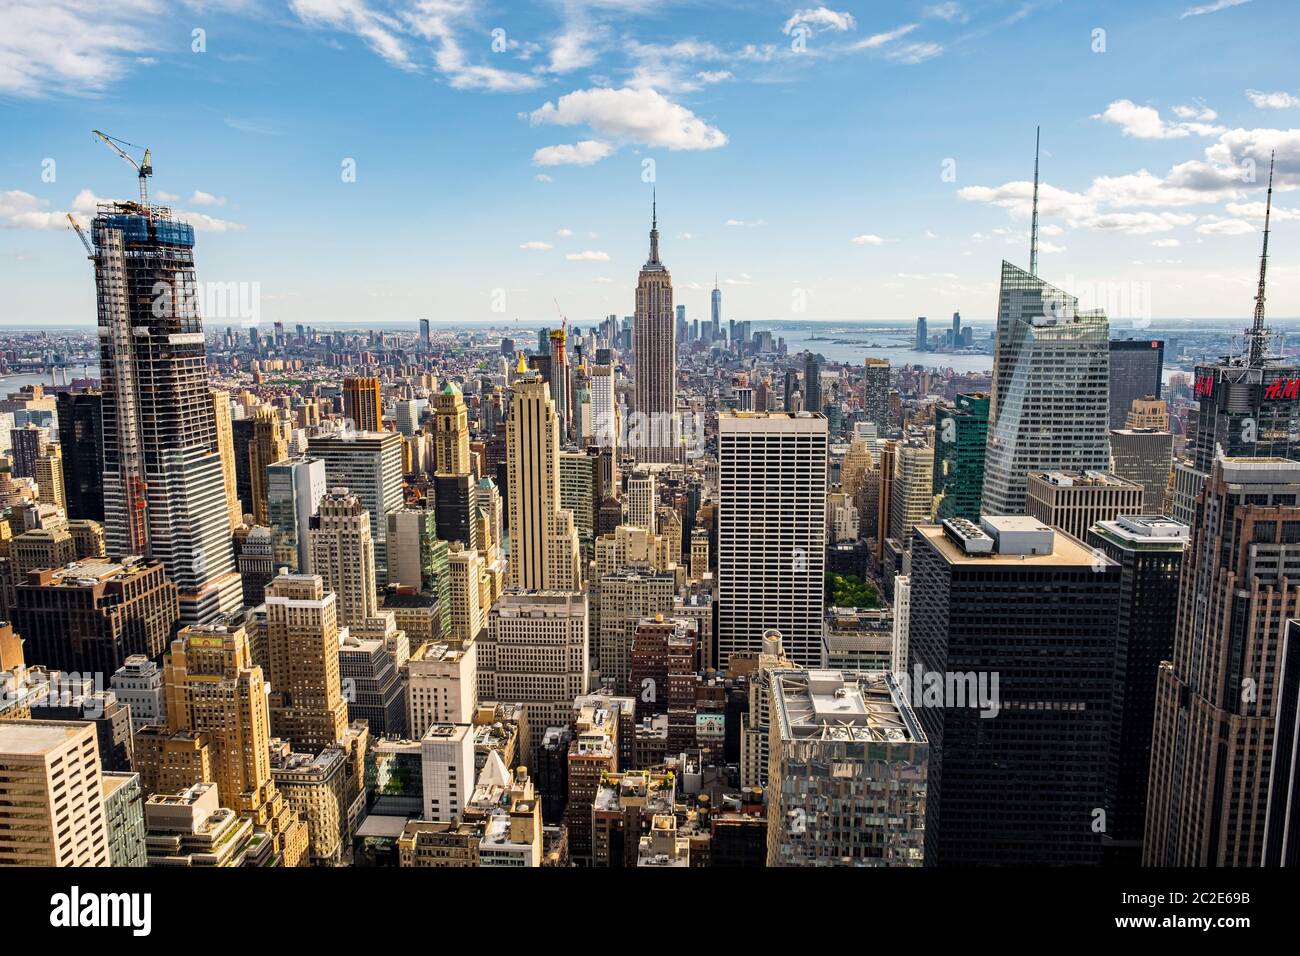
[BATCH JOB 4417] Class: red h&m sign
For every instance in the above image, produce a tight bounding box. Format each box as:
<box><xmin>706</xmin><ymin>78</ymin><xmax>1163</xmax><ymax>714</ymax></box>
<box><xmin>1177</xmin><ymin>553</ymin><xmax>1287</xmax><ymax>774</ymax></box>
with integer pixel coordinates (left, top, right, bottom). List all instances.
<box><xmin>1265</xmin><ymin>377</ymin><xmax>1300</xmax><ymax>400</ymax></box>
<box><xmin>1194</xmin><ymin>375</ymin><xmax>1215</xmax><ymax>398</ymax></box>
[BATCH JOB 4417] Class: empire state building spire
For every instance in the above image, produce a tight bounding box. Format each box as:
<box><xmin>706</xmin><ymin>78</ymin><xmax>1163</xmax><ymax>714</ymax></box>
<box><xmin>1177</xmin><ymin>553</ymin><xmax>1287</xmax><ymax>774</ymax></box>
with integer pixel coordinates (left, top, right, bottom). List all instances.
<box><xmin>648</xmin><ymin>189</ymin><xmax>660</xmax><ymax>265</ymax></box>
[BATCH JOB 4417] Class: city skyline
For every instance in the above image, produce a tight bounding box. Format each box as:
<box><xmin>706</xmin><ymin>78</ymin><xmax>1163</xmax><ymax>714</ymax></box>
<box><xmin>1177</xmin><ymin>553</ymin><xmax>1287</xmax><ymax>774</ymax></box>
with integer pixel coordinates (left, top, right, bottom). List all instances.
<box><xmin>1</xmin><ymin>1</ymin><xmax>1299</xmax><ymax>328</ymax></box>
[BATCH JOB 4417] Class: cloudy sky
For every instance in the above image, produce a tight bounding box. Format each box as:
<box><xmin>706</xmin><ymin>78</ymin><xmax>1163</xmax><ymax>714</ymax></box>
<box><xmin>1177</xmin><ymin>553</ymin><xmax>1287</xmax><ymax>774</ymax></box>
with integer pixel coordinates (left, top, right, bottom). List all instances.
<box><xmin>1</xmin><ymin>0</ymin><xmax>1298</xmax><ymax>328</ymax></box>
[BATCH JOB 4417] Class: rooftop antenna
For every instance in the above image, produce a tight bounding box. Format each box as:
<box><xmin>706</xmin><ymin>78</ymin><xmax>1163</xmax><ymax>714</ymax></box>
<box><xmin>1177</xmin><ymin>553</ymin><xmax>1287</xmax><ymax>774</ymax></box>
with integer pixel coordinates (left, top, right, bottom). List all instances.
<box><xmin>1247</xmin><ymin>151</ymin><xmax>1276</xmax><ymax>367</ymax></box>
<box><xmin>1029</xmin><ymin>126</ymin><xmax>1041</xmax><ymax>277</ymax></box>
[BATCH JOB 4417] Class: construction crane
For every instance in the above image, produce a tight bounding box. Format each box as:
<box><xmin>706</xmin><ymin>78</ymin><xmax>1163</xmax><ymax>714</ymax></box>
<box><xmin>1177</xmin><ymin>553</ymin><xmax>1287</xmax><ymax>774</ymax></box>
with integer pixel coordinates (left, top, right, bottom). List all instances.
<box><xmin>66</xmin><ymin>213</ymin><xmax>93</xmax><ymax>258</ymax></box>
<box><xmin>92</xmin><ymin>130</ymin><xmax>152</xmax><ymax>208</ymax></box>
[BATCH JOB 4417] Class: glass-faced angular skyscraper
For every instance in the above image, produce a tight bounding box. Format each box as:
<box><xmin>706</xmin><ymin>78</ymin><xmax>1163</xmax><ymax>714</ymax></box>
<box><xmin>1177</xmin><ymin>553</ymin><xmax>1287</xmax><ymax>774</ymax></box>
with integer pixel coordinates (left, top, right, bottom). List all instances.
<box><xmin>982</xmin><ymin>261</ymin><xmax>1111</xmax><ymax>516</ymax></box>
<box><xmin>90</xmin><ymin>201</ymin><xmax>241</xmax><ymax>625</ymax></box>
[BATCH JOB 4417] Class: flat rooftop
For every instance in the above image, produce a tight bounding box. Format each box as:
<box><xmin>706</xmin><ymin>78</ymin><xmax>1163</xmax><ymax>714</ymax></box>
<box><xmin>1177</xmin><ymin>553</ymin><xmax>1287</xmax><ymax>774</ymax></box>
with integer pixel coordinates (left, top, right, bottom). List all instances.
<box><xmin>920</xmin><ymin>522</ymin><xmax>1100</xmax><ymax>567</ymax></box>
<box><xmin>0</xmin><ymin>719</ymin><xmax>91</xmax><ymax>755</ymax></box>
<box><xmin>773</xmin><ymin>670</ymin><xmax>924</xmax><ymax>744</ymax></box>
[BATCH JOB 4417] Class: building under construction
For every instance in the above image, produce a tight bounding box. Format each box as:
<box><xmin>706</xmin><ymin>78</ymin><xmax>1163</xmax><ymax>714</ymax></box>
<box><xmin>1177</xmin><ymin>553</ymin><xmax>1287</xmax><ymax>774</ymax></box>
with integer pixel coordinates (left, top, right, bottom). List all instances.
<box><xmin>84</xmin><ymin>191</ymin><xmax>242</xmax><ymax>625</ymax></box>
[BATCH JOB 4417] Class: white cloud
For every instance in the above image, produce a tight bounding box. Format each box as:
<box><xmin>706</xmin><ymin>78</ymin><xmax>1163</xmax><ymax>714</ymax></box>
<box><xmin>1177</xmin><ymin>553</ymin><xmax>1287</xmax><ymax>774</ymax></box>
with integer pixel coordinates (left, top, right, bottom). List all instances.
<box><xmin>850</xmin><ymin>234</ymin><xmax>885</xmax><ymax>245</ymax></box>
<box><xmin>696</xmin><ymin>70</ymin><xmax>732</xmax><ymax>83</ymax></box>
<box><xmin>886</xmin><ymin>42</ymin><xmax>943</xmax><ymax>64</ymax></box>
<box><xmin>1173</xmin><ymin>103</ymin><xmax>1217</xmax><ymax>122</ymax></box>
<box><xmin>1196</xmin><ymin>216</ymin><xmax>1255</xmax><ymax>235</ymax></box>
<box><xmin>849</xmin><ymin>24</ymin><xmax>918</xmax><ymax>50</ymax></box>
<box><xmin>1081</xmin><ymin>212</ymin><xmax>1196</xmax><ymax>234</ymax></box>
<box><xmin>519</xmin><ymin>240</ymin><xmax>552</xmax><ymax>250</ymax></box>
<box><xmin>782</xmin><ymin>7</ymin><xmax>856</xmax><ymax>36</ymax></box>
<box><xmin>1092</xmin><ymin>99</ymin><xmax>1223</xmax><ymax>139</ymax></box>
<box><xmin>177</xmin><ymin>210</ymin><xmax>244</xmax><ymax>232</ymax></box>
<box><xmin>529</xmin><ymin>87</ymin><xmax>726</xmax><ymax>150</ymax></box>
<box><xmin>535</xmin><ymin>173</ymin><xmax>553</xmax><ymax>183</ymax></box>
<box><xmin>546</xmin><ymin>20</ymin><xmax>606</xmax><ymax>74</ymax></box>
<box><xmin>557</xmin><ymin>228</ymin><xmax>573</xmax><ymax>236</ymax></box>
<box><xmin>532</xmin><ymin>140</ymin><xmax>615</xmax><ymax>166</ymax></box>
<box><xmin>1224</xmin><ymin>200</ymin><xmax>1300</xmax><ymax>221</ymax></box>
<box><xmin>566</xmin><ymin>250</ymin><xmax>609</xmax><ymax>261</ymax></box>
<box><xmin>1247</xmin><ymin>90</ymin><xmax>1300</xmax><ymax>109</ymax></box>
<box><xmin>290</xmin><ymin>0</ymin><xmax>542</xmax><ymax>92</ymax></box>
<box><xmin>189</xmin><ymin>190</ymin><xmax>226</xmax><ymax>206</ymax></box>
<box><xmin>0</xmin><ymin>0</ymin><xmax>154</xmax><ymax>97</ymax></box>
<box><xmin>922</xmin><ymin>2</ymin><xmax>963</xmax><ymax>20</ymax></box>
<box><xmin>725</xmin><ymin>218</ymin><xmax>766</xmax><ymax>227</ymax></box>
<box><xmin>1151</xmin><ymin>238</ymin><xmax>1182</xmax><ymax>247</ymax></box>
<box><xmin>1180</xmin><ymin>0</ymin><xmax>1251</xmax><ymax>18</ymax></box>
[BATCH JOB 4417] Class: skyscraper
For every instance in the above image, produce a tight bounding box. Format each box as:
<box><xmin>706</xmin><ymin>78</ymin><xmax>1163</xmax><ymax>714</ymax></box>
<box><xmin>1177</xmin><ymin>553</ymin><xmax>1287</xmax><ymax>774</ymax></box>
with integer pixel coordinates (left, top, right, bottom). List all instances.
<box><xmin>766</xmin><ymin>670</ymin><xmax>927</xmax><ymax>867</ymax></box>
<box><xmin>266</xmin><ymin>455</ymin><xmax>327</xmax><ymax>572</ymax></box>
<box><xmin>211</xmin><ymin>390</ymin><xmax>243</xmax><ymax>529</ymax></box>
<box><xmin>89</xmin><ymin>201</ymin><xmax>241</xmax><ymax>625</ymax></box>
<box><xmin>933</xmin><ymin>392</ymin><xmax>989</xmax><ymax>521</ymax></box>
<box><xmin>309</xmin><ymin>489</ymin><xmax>379</xmax><ymax>627</ymax></box>
<box><xmin>862</xmin><ymin>358</ymin><xmax>890</xmax><ymax>429</ymax></box>
<box><xmin>245</xmin><ymin>407</ymin><xmax>288</xmax><ymax>526</ymax></box>
<box><xmin>803</xmin><ymin>352</ymin><xmax>823</xmax><ymax>415</ymax></box>
<box><xmin>590</xmin><ymin>363</ymin><xmax>618</xmax><ymax>451</ymax></box>
<box><xmin>632</xmin><ymin>198</ymin><xmax>678</xmax><ymax>463</ymax></box>
<box><xmin>55</xmin><ymin>388</ymin><xmax>103</xmax><ymax>521</ymax></box>
<box><xmin>306</xmin><ymin>431</ymin><xmax>403</xmax><ymax>582</ymax></box>
<box><xmin>1086</xmin><ymin>515</ymin><xmax>1188</xmax><ymax>865</ymax></box>
<box><xmin>505</xmin><ymin>363</ymin><xmax>581</xmax><ymax>591</ymax></box>
<box><xmin>1108</xmin><ymin>340</ymin><xmax>1164</xmax><ymax>429</ymax></box>
<box><xmin>1146</xmin><ymin>457</ymin><xmax>1300</xmax><ymax>866</ymax></box>
<box><xmin>343</xmin><ymin>375</ymin><xmax>382</xmax><ymax>433</ymax></box>
<box><xmin>263</xmin><ymin>572</ymin><xmax>351</xmax><ymax>754</ymax></box>
<box><xmin>137</xmin><ymin>622</ymin><xmax>307</xmax><ymax>866</ymax></box>
<box><xmin>981</xmin><ymin>261</ymin><xmax>1111</xmax><ymax>516</ymax></box>
<box><xmin>434</xmin><ymin>382</ymin><xmax>471</xmax><ymax>476</ymax></box>
<box><xmin>710</xmin><ymin>278</ymin><xmax>721</xmax><ymax>342</ymax></box>
<box><xmin>717</xmin><ymin>412</ymin><xmax>828</xmax><ymax>668</ymax></box>
<box><xmin>909</xmin><ymin>517</ymin><xmax>1121</xmax><ymax>865</ymax></box>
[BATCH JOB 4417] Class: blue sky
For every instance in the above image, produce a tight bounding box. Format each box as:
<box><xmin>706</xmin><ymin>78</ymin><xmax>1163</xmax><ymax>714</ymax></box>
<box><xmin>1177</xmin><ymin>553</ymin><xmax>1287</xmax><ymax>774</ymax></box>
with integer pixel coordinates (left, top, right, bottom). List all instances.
<box><xmin>1</xmin><ymin>0</ymin><xmax>1298</xmax><ymax>330</ymax></box>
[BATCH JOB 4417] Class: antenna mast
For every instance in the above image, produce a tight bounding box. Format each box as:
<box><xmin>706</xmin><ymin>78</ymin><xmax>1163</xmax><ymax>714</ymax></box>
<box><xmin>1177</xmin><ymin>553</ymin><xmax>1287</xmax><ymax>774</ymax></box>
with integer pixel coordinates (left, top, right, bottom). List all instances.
<box><xmin>1029</xmin><ymin>126</ymin><xmax>1041</xmax><ymax>277</ymax></box>
<box><xmin>1248</xmin><ymin>151</ymin><xmax>1276</xmax><ymax>367</ymax></box>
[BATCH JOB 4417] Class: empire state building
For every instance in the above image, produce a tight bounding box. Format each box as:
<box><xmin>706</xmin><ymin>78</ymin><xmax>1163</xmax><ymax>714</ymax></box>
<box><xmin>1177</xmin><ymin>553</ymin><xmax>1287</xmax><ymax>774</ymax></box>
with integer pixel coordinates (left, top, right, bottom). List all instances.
<box><xmin>633</xmin><ymin>198</ymin><xmax>679</xmax><ymax>462</ymax></box>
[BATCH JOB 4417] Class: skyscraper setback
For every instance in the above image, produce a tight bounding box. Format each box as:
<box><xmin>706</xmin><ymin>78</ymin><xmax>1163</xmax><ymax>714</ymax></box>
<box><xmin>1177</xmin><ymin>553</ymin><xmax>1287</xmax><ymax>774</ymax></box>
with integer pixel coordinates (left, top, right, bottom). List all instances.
<box><xmin>90</xmin><ymin>201</ymin><xmax>241</xmax><ymax>625</ymax></box>
<box><xmin>632</xmin><ymin>198</ymin><xmax>678</xmax><ymax>463</ymax></box>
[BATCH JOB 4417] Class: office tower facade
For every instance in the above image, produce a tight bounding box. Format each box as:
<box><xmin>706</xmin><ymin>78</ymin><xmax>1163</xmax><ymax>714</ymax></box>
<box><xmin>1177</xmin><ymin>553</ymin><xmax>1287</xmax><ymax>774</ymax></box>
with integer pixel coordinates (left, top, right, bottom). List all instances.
<box><xmin>1109</xmin><ymin>428</ymin><xmax>1174</xmax><ymax>514</ymax></box>
<box><xmin>90</xmin><ymin>202</ymin><xmax>241</xmax><ymax>625</ymax></box>
<box><xmin>1267</xmin><ymin>618</ymin><xmax>1300</xmax><ymax>865</ymax></box>
<box><xmin>595</xmin><ymin>570</ymin><xmax>678</xmax><ymax>694</ymax></box>
<box><xmin>12</xmin><ymin>557</ymin><xmax>179</xmax><ymax>674</ymax></box>
<box><xmin>9</xmin><ymin>424</ymin><xmax>44</xmax><ymax>478</ymax></box>
<box><xmin>558</xmin><ymin>451</ymin><xmax>598</xmax><ymax>560</ymax></box>
<box><xmin>1146</xmin><ymin>458</ymin><xmax>1300</xmax><ymax>867</ymax></box>
<box><xmin>480</xmin><ymin>590</ymin><xmax>589</xmax><ymax>763</ymax></box>
<box><xmin>863</xmin><ymin>358</ymin><xmax>890</xmax><ymax>428</ymax></box>
<box><xmin>909</xmin><ymin>517</ymin><xmax>1121</xmax><ymax>865</ymax></box>
<box><xmin>1085</xmin><ymin>515</ymin><xmax>1188</xmax><ymax>865</ymax></box>
<box><xmin>420</xmin><ymin>723</ymin><xmax>475</xmax><ymax>823</ymax></box>
<box><xmin>264</xmin><ymin>573</ymin><xmax>350</xmax><ymax>753</ymax></box>
<box><xmin>711</xmin><ymin>280</ymin><xmax>721</xmax><ymax>340</ymax></box>
<box><xmin>803</xmin><ymin>352</ymin><xmax>823</xmax><ymax>414</ymax></box>
<box><xmin>266</xmin><ymin>455</ymin><xmax>327</xmax><ymax>572</ymax></box>
<box><xmin>982</xmin><ymin>261</ymin><xmax>1111</xmax><ymax>516</ymax></box>
<box><xmin>339</xmin><ymin>626</ymin><xmax>406</xmax><ymax>737</ymax></box>
<box><xmin>407</xmin><ymin>640</ymin><xmax>477</xmax><ymax>737</ymax></box>
<box><xmin>343</xmin><ymin>375</ymin><xmax>383</xmax><ymax>433</ymax></box>
<box><xmin>915</xmin><ymin>316</ymin><xmax>928</xmax><ymax>350</ymax></box>
<box><xmin>309</xmin><ymin>489</ymin><xmax>378</xmax><ymax>627</ymax></box>
<box><xmin>1108</xmin><ymin>340</ymin><xmax>1164</xmax><ymax>429</ymax></box>
<box><xmin>434</xmin><ymin>382</ymin><xmax>471</xmax><ymax>476</ymax></box>
<box><xmin>110</xmin><ymin>654</ymin><xmax>167</xmax><ymax>732</ymax></box>
<box><xmin>211</xmin><ymin>389</ymin><xmax>243</xmax><ymax>529</ymax></box>
<box><xmin>505</xmin><ymin>368</ymin><xmax>581</xmax><ymax>591</ymax></box>
<box><xmin>766</xmin><ymin>670</ymin><xmax>928</xmax><ymax>867</ymax></box>
<box><xmin>34</xmin><ymin>444</ymin><xmax>65</xmax><ymax>512</ymax></box>
<box><xmin>632</xmin><ymin>203</ymin><xmax>678</xmax><ymax>463</ymax></box>
<box><xmin>1025</xmin><ymin>470</ymin><xmax>1144</xmax><ymax>541</ymax></box>
<box><xmin>56</xmin><ymin>389</ymin><xmax>104</xmax><ymax>521</ymax></box>
<box><xmin>590</xmin><ymin>363</ymin><xmax>618</xmax><ymax>450</ymax></box>
<box><xmin>933</xmin><ymin>392</ymin><xmax>989</xmax><ymax>521</ymax></box>
<box><xmin>0</xmin><ymin>720</ymin><xmax>110</xmax><ymax>866</ymax></box>
<box><xmin>888</xmin><ymin>441</ymin><xmax>934</xmax><ymax>546</ymax></box>
<box><xmin>717</xmin><ymin>412</ymin><xmax>828</xmax><ymax>668</ymax></box>
<box><xmin>306</xmin><ymin>431</ymin><xmax>403</xmax><ymax>580</ymax></box>
<box><xmin>138</xmin><ymin>622</ymin><xmax>307</xmax><ymax>867</ymax></box>
<box><xmin>625</xmin><ymin>469</ymin><xmax>656</xmax><ymax>532</ymax></box>
<box><xmin>245</xmin><ymin>407</ymin><xmax>288</xmax><ymax>526</ymax></box>
<box><xmin>448</xmin><ymin>545</ymin><xmax>487</xmax><ymax>645</ymax></box>
<box><xmin>385</xmin><ymin>506</ymin><xmax>441</xmax><ymax>593</ymax></box>
<box><xmin>433</xmin><ymin>472</ymin><xmax>479</xmax><ymax>552</ymax></box>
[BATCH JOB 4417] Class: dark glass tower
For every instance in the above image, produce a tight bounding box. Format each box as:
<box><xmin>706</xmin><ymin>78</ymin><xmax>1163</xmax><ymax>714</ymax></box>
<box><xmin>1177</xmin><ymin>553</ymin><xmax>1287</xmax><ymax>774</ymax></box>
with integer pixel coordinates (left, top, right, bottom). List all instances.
<box><xmin>908</xmin><ymin>518</ymin><xmax>1121</xmax><ymax>865</ymax></box>
<box><xmin>1108</xmin><ymin>339</ymin><xmax>1164</xmax><ymax>429</ymax></box>
<box><xmin>56</xmin><ymin>389</ymin><xmax>104</xmax><ymax>521</ymax></box>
